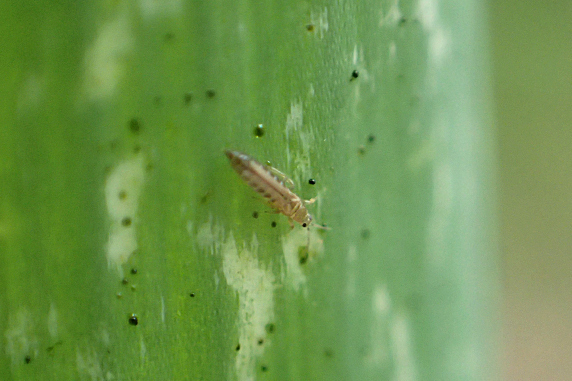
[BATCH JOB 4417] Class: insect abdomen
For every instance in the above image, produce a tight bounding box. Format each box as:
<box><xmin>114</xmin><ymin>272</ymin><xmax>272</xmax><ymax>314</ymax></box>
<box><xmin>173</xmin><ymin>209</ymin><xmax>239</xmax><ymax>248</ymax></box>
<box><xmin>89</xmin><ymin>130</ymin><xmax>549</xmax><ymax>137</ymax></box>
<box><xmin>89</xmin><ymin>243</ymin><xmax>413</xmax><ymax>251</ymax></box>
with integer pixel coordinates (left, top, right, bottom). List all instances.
<box><xmin>225</xmin><ymin>150</ymin><xmax>299</xmax><ymax>216</ymax></box>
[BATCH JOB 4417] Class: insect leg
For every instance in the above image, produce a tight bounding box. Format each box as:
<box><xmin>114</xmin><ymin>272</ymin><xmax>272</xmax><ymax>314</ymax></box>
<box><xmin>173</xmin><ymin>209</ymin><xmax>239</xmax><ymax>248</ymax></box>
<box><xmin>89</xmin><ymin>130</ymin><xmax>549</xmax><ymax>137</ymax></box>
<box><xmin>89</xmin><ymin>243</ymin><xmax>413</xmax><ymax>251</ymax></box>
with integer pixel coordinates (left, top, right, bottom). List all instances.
<box><xmin>266</xmin><ymin>166</ymin><xmax>296</xmax><ymax>189</ymax></box>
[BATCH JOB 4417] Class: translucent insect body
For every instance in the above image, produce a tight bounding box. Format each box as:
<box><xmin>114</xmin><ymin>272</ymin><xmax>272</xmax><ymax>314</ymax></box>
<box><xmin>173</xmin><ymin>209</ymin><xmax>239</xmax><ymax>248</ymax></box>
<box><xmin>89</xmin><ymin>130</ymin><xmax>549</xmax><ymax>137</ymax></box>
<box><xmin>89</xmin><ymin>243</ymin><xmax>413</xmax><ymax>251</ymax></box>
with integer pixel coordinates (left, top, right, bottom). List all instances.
<box><xmin>225</xmin><ymin>150</ymin><xmax>315</xmax><ymax>228</ymax></box>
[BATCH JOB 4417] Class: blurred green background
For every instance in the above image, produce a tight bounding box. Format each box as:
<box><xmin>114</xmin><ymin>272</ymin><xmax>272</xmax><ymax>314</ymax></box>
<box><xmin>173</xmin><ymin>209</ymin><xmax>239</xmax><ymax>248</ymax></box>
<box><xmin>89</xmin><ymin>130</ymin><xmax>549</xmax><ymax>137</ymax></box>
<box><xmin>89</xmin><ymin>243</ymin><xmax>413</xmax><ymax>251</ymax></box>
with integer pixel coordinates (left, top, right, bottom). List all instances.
<box><xmin>490</xmin><ymin>0</ymin><xmax>572</xmax><ymax>380</ymax></box>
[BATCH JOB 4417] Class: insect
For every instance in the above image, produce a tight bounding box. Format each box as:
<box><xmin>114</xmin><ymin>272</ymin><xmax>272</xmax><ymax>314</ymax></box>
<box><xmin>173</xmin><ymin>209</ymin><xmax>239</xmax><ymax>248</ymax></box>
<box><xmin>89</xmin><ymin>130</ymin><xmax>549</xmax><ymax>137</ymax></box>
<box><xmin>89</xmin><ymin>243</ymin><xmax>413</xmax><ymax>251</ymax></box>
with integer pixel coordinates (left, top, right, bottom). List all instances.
<box><xmin>225</xmin><ymin>150</ymin><xmax>317</xmax><ymax>228</ymax></box>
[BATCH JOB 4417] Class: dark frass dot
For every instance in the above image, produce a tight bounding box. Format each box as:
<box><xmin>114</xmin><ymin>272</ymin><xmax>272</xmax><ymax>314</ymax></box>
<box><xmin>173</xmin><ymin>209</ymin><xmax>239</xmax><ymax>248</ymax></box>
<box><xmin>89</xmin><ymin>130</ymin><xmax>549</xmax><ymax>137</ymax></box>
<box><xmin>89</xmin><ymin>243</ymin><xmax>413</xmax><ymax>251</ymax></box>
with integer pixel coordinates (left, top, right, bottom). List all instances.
<box><xmin>306</xmin><ymin>24</ymin><xmax>315</xmax><ymax>31</ymax></box>
<box><xmin>257</xmin><ymin>338</ymin><xmax>264</xmax><ymax>345</ymax></box>
<box><xmin>361</xmin><ymin>229</ymin><xmax>371</xmax><ymax>239</ymax></box>
<box><xmin>24</xmin><ymin>355</ymin><xmax>31</xmax><ymax>364</ymax></box>
<box><xmin>190</xmin><ymin>293</ymin><xmax>195</xmax><ymax>297</ymax></box>
<box><xmin>122</xmin><ymin>278</ymin><xmax>129</xmax><ymax>285</ymax></box>
<box><xmin>399</xmin><ymin>17</ymin><xmax>407</xmax><ymax>25</ymax></box>
<box><xmin>184</xmin><ymin>92</ymin><xmax>193</xmax><ymax>105</ymax></box>
<box><xmin>367</xmin><ymin>134</ymin><xmax>375</xmax><ymax>143</ymax></box>
<box><xmin>271</xmin><ymin>221</ymin><xmax>277</xmax><ymax>228</ymax></box>
<box><xmin>122</xmin><ymin>217</ymin><xmax>132</xmax><ymax>227</ymax></box>
<box><xmin>129</xmin><ymin>118</ymin><xmax>140</xmax><ymax>133</ymax></box>
<box><xmin>308</xmin><ymin>178</ymin><xmax>316</xmax><ymax>185</ymax></box>
<box><xmin>235</xmin><ymin>344</ymin><xmax>241</xmax><ymax>351</ymax></box>
<box><xmin>254</xmin><ymin>124</ymin><xmax>264</xmax><ymax>138</ymax></box>
<box><xmin>298</xmin><ymin>246</ymin><xmax>309</xmax><ymax>264</ymax></box>
<box><xmin>350</xmin><ymin>70</ymin><xmax>359</xmax><ymax>80</ymax></box>
<box><xmin>46</xmin><ymin>341</ymin><xmax>63</xmax><ymax>353</ymax></box>
<box><xmin>129</xmin><ymin>314</ymin><xmax>138</xmax><ymax>326</ymax></box>
<box><xmin>206</xmin><ymin>89</ymin><xmax>216</xmax><ymax>98</ymax></box>
<box><xmin>265</xmin><ymin>323</ymin><xmax>275</xmax><ymax>334</ymax></box>
<box><xmin>200</xmin><ymin>190</ymin><xmax>211</xmax><ymax>204</ymax></box>
<box><xmin>261</xmin><ymin>365</ymin><xmax>268</xmax><ymax>372</ymax></box>
<box><xmin>252</xmin><ymin>211</ymin><xmax>259</xmax><ymax>219</ymax></box>
<box><xmin>131</xmin><ymin>268</ymin><xmax>137</xmax><ymax>275</ymax></box>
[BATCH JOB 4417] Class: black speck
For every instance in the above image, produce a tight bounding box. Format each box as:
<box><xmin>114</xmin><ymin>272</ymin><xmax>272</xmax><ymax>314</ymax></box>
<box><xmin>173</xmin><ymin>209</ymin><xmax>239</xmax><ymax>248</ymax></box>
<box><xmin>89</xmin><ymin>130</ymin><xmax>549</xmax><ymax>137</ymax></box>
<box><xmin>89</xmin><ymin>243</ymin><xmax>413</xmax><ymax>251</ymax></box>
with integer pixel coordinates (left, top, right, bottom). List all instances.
<box><xmin>399</xmin><ymin>17</ymin><xmax>408</xmax><ymax>25</ymax></box>
<box><xmin>361</xmin><ymin>229</ymin><xmax>370</xmax><ymax>239</ymax></box>
<box><xmin>298</xmin><ymin>246</ymin><xmax>309</xmax><ymax>264</ymax></box>
<box><xmin>254</xmin><ymin>124</ymin><xmax>264</xmax><ymax>138</ymax></box>
<box><xmin>265</xmin><ymin>323</ymin><xmax>275</xmax><ymax>333</ymax></box>
<box><xmin>200</xmin><ymin>190</ymin><xmax>211</xmax><ymax>204</ymax></box>
<box><xmin>257</xmin><ymin>338</ymin><xmax>264</xmax><ymax>345</ymax></box>
<box><xmin>129</xmin><ymin>314</ymin><xmax>138</xmax><ymax>326</ymax></box>
<box><xmin>308</xmin><ymin>178</ymin><xmax>316</xmax><ymax>185</ymax></box>
<box><xmin>184</xmin><ymin>92</ymin><xmax>193</xmax><ymax>105</ymax></box>
<box><xmin>235</xmin><ymin>344</ymin><xmax>241</xmax><ymax>351</ymax></box>
<box><xmin>306</xmin><ymin>24</ymin><xmax>315</xmax><ymax>32</ymax></box>
<box><xmin>129</xmin><ymin>118</ymin><xmax>141</xmax><ymax>133</ymax></box>
<box><xmin>131</xmin><ymin>268</ymin><xmax>137</xmax><ymax>275</ymax></box>
<box><xmin>190</xmin><ymin>293</ymin><xmax>195</xmax><ymax>297</ymax></box>
<box><xmin>271</xmin><ymin>221</ymin><xmax>277</xmax><ymax>228</ymax></box>
<box><xmin>261</xmin><ymin>365</ymin><xmax>268</xmax><ymax>372</ymax></box>
<box><xmin>122</xmin><ymin>217</ymin><xmax>132</xmax><ymax>227</ymax></box>
<box><xmin>122</xmin><ymin>278</ymin><xmax>129</xmax><ymax>285</ymax></box>
<box><xmin>24</xmin><ymin>355</ymin><xmax>31</xmax><ymax>364</ymax></box>
<box><xmin>206</xmin><ymin>89</ymin><xmax>216</xmax><ymax>98</ymax></box>
<box><xmin>252</xmin><ymin>211</ymin><xmax>259</xmax><ymax>219</ymax></box>
<box><xmin>302</xmin><ymin>223</ymin><xmax>307</xmax><ymax>228</ymax></box>
<box><xmin>350</xmin><ymin>70</ymin><xmax>359</xmax><ymax>80</ymax></box>
<box><xmin>367</xmin><ymin>134</ymin><xmax>375</xmax><ymax>143</ymax></box>
<box><xmin>46</xmin><ymin>340</ymin><xmax>63</xmax><ymax>353</ymax></box>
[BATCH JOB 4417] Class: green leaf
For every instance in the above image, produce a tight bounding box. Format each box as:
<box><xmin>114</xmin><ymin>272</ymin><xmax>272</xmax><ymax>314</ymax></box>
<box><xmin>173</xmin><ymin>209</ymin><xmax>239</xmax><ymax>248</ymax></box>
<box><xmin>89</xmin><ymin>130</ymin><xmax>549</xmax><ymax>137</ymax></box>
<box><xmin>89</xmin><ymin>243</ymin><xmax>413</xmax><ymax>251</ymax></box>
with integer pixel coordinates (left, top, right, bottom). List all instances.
<box><xmin>0</xmin><ymin>0</ymin><xmax>498</xmax><ymax>380</ymax></box>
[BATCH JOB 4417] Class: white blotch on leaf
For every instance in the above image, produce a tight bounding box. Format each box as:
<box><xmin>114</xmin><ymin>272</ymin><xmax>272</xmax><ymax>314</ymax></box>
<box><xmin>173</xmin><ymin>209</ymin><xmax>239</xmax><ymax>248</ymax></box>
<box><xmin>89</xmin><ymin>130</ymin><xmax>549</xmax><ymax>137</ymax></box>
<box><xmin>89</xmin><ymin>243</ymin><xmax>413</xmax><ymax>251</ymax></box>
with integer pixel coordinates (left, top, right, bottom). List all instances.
<box><xmin>138</xmin><ymin>0</ymin><xmax>183</xmax><ymax>19</ymax></box>
<box><xmin>391</xmin><ymin>313</ymin><xmax>418</xmax><ymax>381</ymax></box>
<box><xmin>221</xmin><ymin>232</ymin><xmax>275</xmax><ymax>381</ymax></box>
<box><xmin>48</xmin><ymin>303</ymin><xmax>58</xmax><ymax>338</ymax></box>
<box><xmin>5</xmin><ymin>308</ymin><xmax>38</xmax><ymax>366</ymax></box>
<box><xmin>281</xmin><ymin>228</ymin><xmax>324</xmax><ymax>292</ymax></box>
<box><xmin>379</xmin><ymin>0</ymin><xmax>403</xmax><ymax>27</ymax></box>
<box><xmin>196</xmin><ymin>220</ymin><xmax>275</xmax><ymax>381</ymax></box>
<box><xmin>82</xmin><ymin>13</ymin><xmax>133</xmax><ymax>102</ymax></box>
<box><xmin>310</xmin><ymin>7</ymin><xmax>329</xmax><ymax>39</ymax></box>
<box><xmin>105</xmin><ymin>155</ymin><xmax>145</xmax><ymax>276</ymax></box>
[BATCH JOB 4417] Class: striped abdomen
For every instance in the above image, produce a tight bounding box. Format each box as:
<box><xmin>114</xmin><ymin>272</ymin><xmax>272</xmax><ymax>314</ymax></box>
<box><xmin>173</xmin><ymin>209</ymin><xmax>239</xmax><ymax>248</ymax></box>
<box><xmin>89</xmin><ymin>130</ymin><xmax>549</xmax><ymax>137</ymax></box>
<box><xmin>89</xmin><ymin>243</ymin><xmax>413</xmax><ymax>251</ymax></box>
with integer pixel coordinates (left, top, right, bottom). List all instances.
<box><xmin>225</xmin><ymin>150</ymin><xmax>312</xmax><ymax>226</ymax></box>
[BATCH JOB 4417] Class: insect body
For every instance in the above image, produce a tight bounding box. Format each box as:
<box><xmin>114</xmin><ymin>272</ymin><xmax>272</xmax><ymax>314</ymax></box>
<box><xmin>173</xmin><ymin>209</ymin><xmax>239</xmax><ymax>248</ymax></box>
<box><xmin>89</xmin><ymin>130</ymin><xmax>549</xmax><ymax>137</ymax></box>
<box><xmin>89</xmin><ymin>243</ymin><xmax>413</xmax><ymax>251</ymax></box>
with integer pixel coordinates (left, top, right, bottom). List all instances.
<box><xmin>225</xmin><ymin>150</ymin><xmax>313</xmax><ymax>227</ymax></box>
